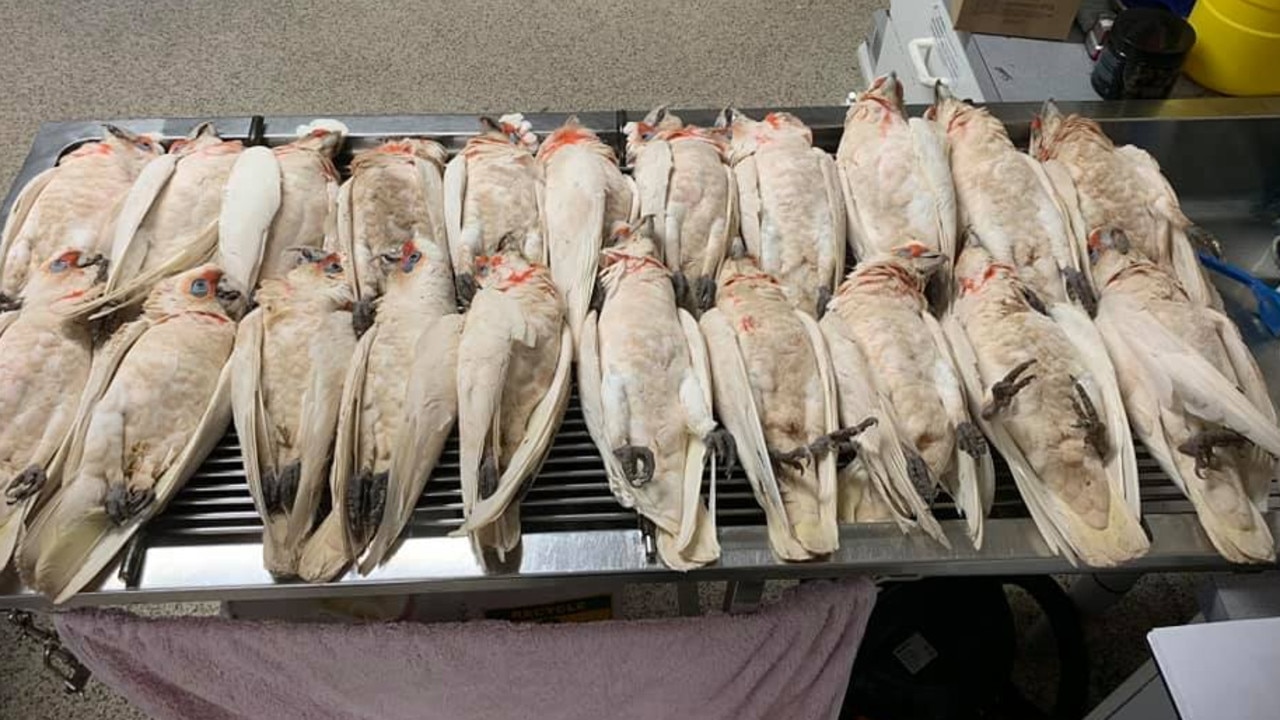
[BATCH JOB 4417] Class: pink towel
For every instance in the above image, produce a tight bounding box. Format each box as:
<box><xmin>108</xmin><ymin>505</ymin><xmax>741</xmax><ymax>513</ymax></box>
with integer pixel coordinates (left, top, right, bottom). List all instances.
<box><xmin>55</xmin><ymin>579</ymin><xmax>874</xmax><ymax>720</ymax></box>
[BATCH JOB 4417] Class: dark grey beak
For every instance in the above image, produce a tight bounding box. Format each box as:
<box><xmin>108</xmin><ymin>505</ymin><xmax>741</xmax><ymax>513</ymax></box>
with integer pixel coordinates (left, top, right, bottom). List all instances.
<box><xmin>289</xmin><ymin>246</ymin><xmax>329</xmax><ymax>265</ymax></box>
<box><xmin>934</xmin><ymin>79</ymin><xmax>953</xmax><ymax>103</ymax></box>
<box><xmin>216</xmin><ymin>277</ymin><xmax>241</xmax><ymax>303</ymax></box>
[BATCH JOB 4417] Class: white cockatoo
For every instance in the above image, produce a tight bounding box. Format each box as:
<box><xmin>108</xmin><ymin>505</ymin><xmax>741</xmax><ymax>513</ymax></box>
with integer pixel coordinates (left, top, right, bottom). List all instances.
<box><xmin>820</xmin><ymin>245</ymin><xmax>988</xmax><ymax>546</ymax></box>
<box><xmin>449</xmin><ymin>238</ymin><xmax>572</xmax><ymax>560</ymax></box>
<box><xmin>298</xmin><ymin>238</ymin><xmax>463</xmax><ymax>580</ymax></box>
<box><xmin>700</xmin><ymin>248</ymin><xmax>873</xmax><ymax>560</ymax></box>
<box><xmin>943</xmin><ymin>241</ymin><xmax>1149</xmax><ymax>566</ymax></box>
<box><xmin>837</xmin><ymin>74</ymin><xmax>957</xmax><ymax>277</ymax></box>
<box><xmin>625</xmin><ymin>106</ymin><xmax>735</xmax><ymax>312</ymax></box>
<box><xmin>18</xmin><ymin>264</ymin><xmax>239</xmax><ymax>603</ymax></box>
<box><xmin>722</xmin><ymin>110</ymin><xmax>845</xmax><ymax>317</ymax></box>
<box><xmin>928</xmin><ymin>89</ymin><xmax>1088</xmax><ymax>310</ymax></box>
<box><xmin>67</xmin><ymin>122</ymin><xmax>288</xmax><ymax>320</ymax></box>
<box><xmin>0</xmin><ymin>249</ymin><xmax>107</xmax><ymax>570</ymax></box>
<box><xmin>254</xmin><ymin>120</ymin><xmax>349</xmax><ymax>285</ymax></box>
<box><xmin>1031</xmin><ymin>101</ymin><xmax>1218</xmax><ymax>308</ymax></box>
<box><xmin>0</xmin><ymin>125</ymin><xmax>160</xmax><ymax>299</ymax></box>
<box><xmin>539</xmin><ymin>116</ymin><xmax>635</xmax><ymax>341</ymax></box>
<box><xmin>1090</xmin><ymin>230</ymin><xmax>1280</xmax><ymax>563</ymax></box>
<box><xmin>336</xmin><ymin>137</ymin><xmax>449</xmax><ymax>310</ymax></box>
<box><xmin>578</xmin><ymin>221</ymin><xmax>730</xmax><ymax>570</ymax></box>
<box><xmin>230</xmin><ymin>250</ymin><xmax>357</xmax><ymax>578</ymax></box>
<box><xmin>444</xmin><ymin>114</ymin><xmax>544</xmax><ymax>306</ymax></box>
<box><xmin>79</xmin><ymin>122</ymin><xmax>252</xmax><ymax>311</ymax></box>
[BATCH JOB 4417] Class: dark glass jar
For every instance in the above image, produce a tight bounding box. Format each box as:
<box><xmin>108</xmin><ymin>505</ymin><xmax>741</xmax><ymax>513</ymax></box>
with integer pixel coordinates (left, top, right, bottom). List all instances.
<box><xmin>1091</xmin><ymin>7</ymin><xmax>1197</xmax><ymax>99</ymax></box>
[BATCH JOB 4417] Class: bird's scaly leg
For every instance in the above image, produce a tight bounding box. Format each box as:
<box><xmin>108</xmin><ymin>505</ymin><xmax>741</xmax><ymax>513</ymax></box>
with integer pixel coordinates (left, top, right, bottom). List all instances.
<box><xmin>982</xmin><ymin>359</ymin><xmax>1037</xmax><ymax>419</ymax></box>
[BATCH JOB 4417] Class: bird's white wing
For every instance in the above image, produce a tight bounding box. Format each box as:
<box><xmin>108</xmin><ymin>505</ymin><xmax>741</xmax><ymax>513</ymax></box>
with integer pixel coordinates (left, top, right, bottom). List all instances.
<box><xmin>103</xmin><ymin>154</ymin><xmax>179</xmax><ymax>293</ymax></box>
<box><xmin>635</xmin><ymin>140</ymin><xmax>673</xmax><ymax>263</ymax></box>
<box><xmin>0</xmin><ymin>166</ymin><xmax>58</xmax><ymax>285</ymax></box>
<box><xmin>285</xmin><ymin>323</ymin><xmax>357</xmax><ymax>548</ymax></box>
<box><xmin>1108</xmin><ymin>296</ymin><xmax>1280</xmax><ymax>455</ymax></box>
<box><xmin>1021</xmin><ymin>154</ymin><xmax>1081</xmax><ymax>284</ymax></box>
<box><xmin>909</xmin><ymin>117</ymin><xmax>957</xmax><ymax>263</ymax></box>
<box><xmin>455</xmin><ymin>323</ymin><xmax>572</xmax><ymax>535</ymax></box>
<box><xmin>700</xmin><ymin>164</ymin><xmax>736</xmax><ymax>282</ymax></box>
<box><xmin>666</xmin><ymin>308</ymin><xmax>720</xmax><ymax>568</ymax></box>
<box><xmin>298</xmin><ymin>324</ymin><xmax>375</xmax><ymax>583</ymax></box>
<box><xmin>335</xmin><ymin>178</ymin><xmax>362</xmax><ymax>299</ymax></box>
<box><xmin>733</xmin><ymin>155</ymin><xmax>763</xmax><ymax>259</ymax></box>
<box><xmin>1097</xmin><ymin>301</ymin><xmax>1272</xmax><ymax>563</ymax></box>
<box><xmin>443</xmin><ymin>154</ymin><xmax>468</xmax><ymax>274</ymax></box>
<box><xmin>1038</xmin><ymin>158</ymin><xmax>1092</xmax><ymax>286</ymax></box>
<box><xmin>1050</xmin><ymin>302</ymin><xmax>1140</xmax><ymax>516</ymax></box>
<box><xmin>700</xmin><ymin>309</ymin><xmax>809</xmax><ymax>560</ymax></box>
<box><xmin>942</xmin><ymin>312</ymin><xmax>1071</xmax><ymax>560</ymax></box>
<box><xmin>39</xmin><ymin>359</ymin><xmax>233</xmax><ymax>604</ymax></box>
<box><xmin>576</xmin><ymin>309</ymin><xmax>630</xmax><ymax>501</ymax></box>
<box><xmin>359</xmin><ymin>313</ymin><xmax>463</xmax><ymax>573</ymax></box>
<box><xmin>545</xmin><ymin>151</ymin><xmax>606</xmax><ymax>343</ymax></box>
<box><xmin>219</xmin><ymin>146</ymin><xmax>282</xmax><ymax>292</ymax></box>
<box><xmin>922</xmin><ymin>310</ymin><xmax>990</xmax><ymax>546</ymax></box>
<box><xmin>50</xmin><ymin>320</ymin><xmax>152</xmax><ymax>490</ymax></box>
<box><xmin>1114</xmin><ymin>145</ymin><xmax>1217</xmax><ymax>307</ymax></box>
<box><xmin>1205</xmin><ymin>309</ymin><xmax>1278</xmax><ymax>509</ymax></box>
<box><xmin>820</xmin><ymin>314</ymin><xmax>946</xmax><ymax>543</ymax></box>
<box><xmin>13</xmin><ymin>316</ymin><xmax>147</xmax><ymax>592</ymax></box>
<box><xmin>415</xmin><ymin>156</ymin><xmax>449</xmax><ymax>259</ymax></box>
<box><xmin>228</xmin><ymin>309</ymin><xmax>290</xmax><ymax>573</ymax></box>
<box><xmin>796</xmin><ymin>310</ymin><xmax>840</xmax><ymax>551</ymax></box>
<box><xmin>837</xmin><ymin>161</ymin><xmax>870</xmax><ymax>263</ymax></box>
<box><xmin>815</xmin><ymin>149</ymin><xmax>847</xmax><ymax>296</ymax></box>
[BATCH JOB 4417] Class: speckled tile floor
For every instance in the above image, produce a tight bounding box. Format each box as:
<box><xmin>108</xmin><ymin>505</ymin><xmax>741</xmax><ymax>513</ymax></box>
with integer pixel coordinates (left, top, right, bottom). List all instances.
<box><xmin>0</xmin><ymin>1</ymin><xmax>1212</xmax><ymax>718</ymax></box>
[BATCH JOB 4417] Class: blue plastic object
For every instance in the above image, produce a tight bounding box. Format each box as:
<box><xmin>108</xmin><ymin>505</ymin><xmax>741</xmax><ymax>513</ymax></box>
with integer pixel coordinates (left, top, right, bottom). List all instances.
<box><xmin>1198</xmin><ymin>250</ymin><xmax>1280</xmax><ymax>336</ymax></box>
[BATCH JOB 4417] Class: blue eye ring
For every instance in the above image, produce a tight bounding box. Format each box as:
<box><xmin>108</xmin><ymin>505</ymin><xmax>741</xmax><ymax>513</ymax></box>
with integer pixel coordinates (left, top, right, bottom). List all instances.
<box><xmin>323</xmin><ymin>261</ymin><xmax>342</xmax><ymax>275</ymax></box>
<box><xmin>190</xmin><ymin>278</ymin><xmax>210</xmax><ymax>297</ymax></box>
<box><xmin>402</xmin><ymin>251</ymin><xmax>423</xmax><ymax>272</ymax></box>
<box><xmin>50</xmin><ymin>258</ymin><xmax>69</xmax><ymax>273</ymax></box>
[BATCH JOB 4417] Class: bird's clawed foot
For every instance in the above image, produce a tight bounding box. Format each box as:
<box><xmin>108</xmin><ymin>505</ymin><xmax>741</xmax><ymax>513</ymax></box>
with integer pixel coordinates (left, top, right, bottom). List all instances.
<box><xmin>808</xmin><ymin>417</ymin><xmax>879</xmax><ymax>459</ymax></box>
<box><xmin>671</xmin><ymin>271</ymin><xmax>690</xmax><ymax>309</ymax></box>
<box><xmin>615</xmin><ymin>445</ymin><xmax>655</xmax><ymax>488</ymax></box>
<box><xmin>982</xmin><ymin>359</ymin><xmax>1037</xmax><ymax>419</ymax></box>
<box><xmin>769</xmin><ymin>447</ymin><xmax>809</xmax><ymax>471</ymax></box>
<box><xmin>905</xmin><ymin>447</ymin><xmax>937</xmax><ymax>502</ymax></box>
<box><xmin>263</xmin><ymin>462</ymin><xmax>300</xmax><ymax>515</ymax></box>
<box><xmin>352</xmin><ymin>297</ymin><xmax>376</xmax><ymax>337</ymax></box>
<box><xmin>4</xmin><ymin>464</ymin><xmax>45</xmax><ymax>505</ymax></box>
<box><xmin>346</xmin><ymin>470</ymin><xmax>388</xmax><ymax>543</ymax></box>
<box><xmin>1177</xmin><ymin>429</ymin><xmax>1247</xmax><ymax>478</ymax></box>
<box><xmin>695</xmin><ymin>275</ymin><xmax>716</xmax><ymax>312</ymax></box>
<box><xmin>105</xmin><ymin>484</ymin><xmax>154</xmax><ymax>526</ymax></box>
<box><xmin>1020</xmin><ymin>286</ymin><xmax>1048</xmax><ymax>316</ymax></box>
<box><xmin>455</xmin><ymin>272</ymin><xmax>477</xmax><ymax>309</ymax></box>
<box><xmin>704</xmin><ymin>428</ymin><xmax>737</xmax><ymax>478</ymax></box>
<box><xmin>1069</xmin><ymin>378</ymin><xmax>1110</xmax><ymax>459</ymax></box>
<box><xmin>1187</xmin><ymin>225</ymin><xmax>1224</xmax><ymax>259</ymax></box>
<box><xmin>1063</xmin><ymin>268</ymin><xmax>1098</xmax><ymax>317</ymax></box>
<box><xmin>816</xmin><ymin>286</ymin><xmax>833</xmax><ymax>319</ymax></box>
<box><xmin>479</xmin><ymin>453</ymin><xmax>499</xmax><ymax>499</ymax></box>
<box><xmin>956</xmin><ymin>421</ymin><xmax>988</xmax><ymax>459</ymax></box>
<box><xmin>589</xmin><ymin>278</ymin><xmax>606</xmax><ymax>315</ymax></box>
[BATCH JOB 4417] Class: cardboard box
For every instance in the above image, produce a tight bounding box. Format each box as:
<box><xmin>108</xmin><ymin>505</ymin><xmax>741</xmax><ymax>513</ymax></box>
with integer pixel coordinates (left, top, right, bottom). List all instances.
<box><xmin>951</xmin><ymin>0</ymin><xmax>1081</xmax><ymax>40</ymax></box>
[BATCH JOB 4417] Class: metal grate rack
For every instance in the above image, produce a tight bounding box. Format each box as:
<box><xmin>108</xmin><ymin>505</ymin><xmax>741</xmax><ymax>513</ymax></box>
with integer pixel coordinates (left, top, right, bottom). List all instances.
<box><xmin>2</xmin><ymin>98</ymin><xmax>1279</xmax><ymax>609</ymax></box>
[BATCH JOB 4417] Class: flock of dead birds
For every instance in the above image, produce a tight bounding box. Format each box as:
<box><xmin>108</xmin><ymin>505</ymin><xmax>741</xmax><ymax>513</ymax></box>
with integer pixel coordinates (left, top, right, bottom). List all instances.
<box><xmin>0</xmin><ymin>75</ymin><xmax>1276</xmax><ymax>604</ymax></box>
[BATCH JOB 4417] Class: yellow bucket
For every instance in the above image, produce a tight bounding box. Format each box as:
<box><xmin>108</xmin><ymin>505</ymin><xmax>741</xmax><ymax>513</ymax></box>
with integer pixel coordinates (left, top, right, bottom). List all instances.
<box><xmin>1185</xmin><ymin>0</ymin><xmax>1280</xmax><ymax>95</ymax></box>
